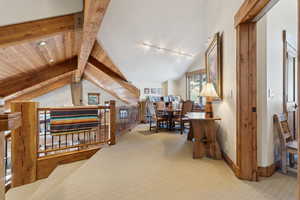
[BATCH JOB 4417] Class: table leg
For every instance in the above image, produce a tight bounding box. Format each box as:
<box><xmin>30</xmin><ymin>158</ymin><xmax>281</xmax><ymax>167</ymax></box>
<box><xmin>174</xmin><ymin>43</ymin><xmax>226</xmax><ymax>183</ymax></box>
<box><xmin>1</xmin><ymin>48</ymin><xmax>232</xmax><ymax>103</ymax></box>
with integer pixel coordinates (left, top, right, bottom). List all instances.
<box><xmin>187</xmin><ymin>125</ymin><xmax>193</xmax><ymax>141</ymax></box>
<box><xmin>205</xmin><ymin>121</ymin><xmax>222</xmax><ymax>160</ymax></box>
<box><xmin>191</xmin><ymin>120</ymin><xmax>205</xmax><ymax>159</ymax></box>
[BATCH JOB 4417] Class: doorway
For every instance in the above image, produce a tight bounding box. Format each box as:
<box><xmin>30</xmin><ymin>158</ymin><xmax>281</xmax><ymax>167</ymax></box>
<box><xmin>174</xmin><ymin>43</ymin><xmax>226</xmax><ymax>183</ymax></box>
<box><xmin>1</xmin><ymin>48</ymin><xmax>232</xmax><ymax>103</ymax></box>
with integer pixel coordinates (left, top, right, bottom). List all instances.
<box><xmin>235</xmin><ymin>0</ymin><xmax>299</xmax><ymax>191</ymax></box>
<box><xmin>283</xmin><ymin>30</ymin><xmax>298</xmax><ymax>139</ymax></box>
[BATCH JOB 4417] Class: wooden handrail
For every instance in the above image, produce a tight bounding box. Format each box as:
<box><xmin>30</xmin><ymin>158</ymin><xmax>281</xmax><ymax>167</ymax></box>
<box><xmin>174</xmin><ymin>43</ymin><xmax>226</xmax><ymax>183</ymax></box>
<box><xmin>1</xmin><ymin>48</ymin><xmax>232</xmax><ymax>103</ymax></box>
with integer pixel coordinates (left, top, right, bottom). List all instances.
<box><xmin>0</xmin><ymin>113</ymin><xmax>22</xmax><ymax>131</ymax></box>
<box><xmin>38</xmin><ymin>105</ymin><xmax>109</xmax><ymax>111</ymax></box>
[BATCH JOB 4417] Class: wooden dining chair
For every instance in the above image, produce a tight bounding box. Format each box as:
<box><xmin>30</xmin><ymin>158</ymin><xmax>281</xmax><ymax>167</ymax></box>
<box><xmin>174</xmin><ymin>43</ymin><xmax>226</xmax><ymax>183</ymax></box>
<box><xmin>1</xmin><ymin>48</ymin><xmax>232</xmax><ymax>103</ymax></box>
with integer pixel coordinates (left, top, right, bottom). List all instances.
<box><xmin>148</xmin><ymin>102</ymin><xmax>168</xmax><ymax>133</ymax></box>
<box><xmin>173</xmin><ymin>100</ymin><xmax>194</xmax><ymax>134</ymax></box>
<box><xmin>274</xmin><ymin>113</ymin><xmax>298</xmax><ymax>174</ymax></box>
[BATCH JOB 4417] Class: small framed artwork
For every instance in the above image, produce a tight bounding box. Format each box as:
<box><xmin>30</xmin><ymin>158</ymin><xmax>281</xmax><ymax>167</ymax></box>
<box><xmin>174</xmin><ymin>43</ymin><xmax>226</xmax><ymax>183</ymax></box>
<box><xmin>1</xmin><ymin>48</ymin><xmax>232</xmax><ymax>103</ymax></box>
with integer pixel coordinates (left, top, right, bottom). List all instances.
<box><xmin>88</xmin><ymin>93</ymin><xmax>100</xmax><ymax>105</ymax></box>
<box><xmin>157</xmin><ymin>88</ymin><xmax>162</xmax><ymax>95</ymax></box>
<box><xmin>205</xmin><ymin>32</ymin><xmax>223</xmax><ymax>99</ymax></box>
<box><xmin>119</xmin><ymin>109</ymin><xmax>129</xmax><ymax>119</ymax></box>
<box><xmin>151</xmin><ymin>88</ymin><xmax>157</xmax><ymax>94</ymax></box>
<box><xmin>144</xmin><ymin>88</ymin><xmax>150</xmax><ymax>94</ymax></box>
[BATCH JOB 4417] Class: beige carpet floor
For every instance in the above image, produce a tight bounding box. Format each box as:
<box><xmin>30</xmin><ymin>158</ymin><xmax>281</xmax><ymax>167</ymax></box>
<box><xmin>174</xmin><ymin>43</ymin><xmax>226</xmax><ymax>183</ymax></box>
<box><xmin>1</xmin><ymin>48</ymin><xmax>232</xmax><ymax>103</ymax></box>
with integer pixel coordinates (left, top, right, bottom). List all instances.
<box><xmin>31</xmin><ymin>124</ymin><xmax>297</xmax><ymax>200</ymax></box>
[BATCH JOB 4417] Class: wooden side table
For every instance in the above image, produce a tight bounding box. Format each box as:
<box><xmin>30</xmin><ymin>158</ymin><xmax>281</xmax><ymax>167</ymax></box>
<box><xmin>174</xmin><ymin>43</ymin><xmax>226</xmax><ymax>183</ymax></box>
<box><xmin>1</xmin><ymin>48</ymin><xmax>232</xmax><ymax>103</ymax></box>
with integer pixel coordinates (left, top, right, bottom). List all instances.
<box><xmin>186</xmin><ymin>113</ymin><xmax>222</xmax><ymax>160</ymax></box>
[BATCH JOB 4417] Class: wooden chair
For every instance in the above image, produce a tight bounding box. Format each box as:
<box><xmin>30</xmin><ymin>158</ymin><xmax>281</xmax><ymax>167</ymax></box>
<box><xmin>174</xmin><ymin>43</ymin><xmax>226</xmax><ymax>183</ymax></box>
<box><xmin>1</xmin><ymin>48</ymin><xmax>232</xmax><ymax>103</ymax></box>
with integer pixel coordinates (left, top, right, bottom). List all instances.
<box><xmin>173</xmin><ymin>100</ymin><xmax>194</xmax><ymax>134</ymax></box>
<box><xmin>148</xmin><ymin>103</ymin><xmax>168</xmax><ymax>133</ymax></box>
<box><xmin>274</xmin><ymin>113</ymin><xmax>298</xmax><ymax>174</ymax></box>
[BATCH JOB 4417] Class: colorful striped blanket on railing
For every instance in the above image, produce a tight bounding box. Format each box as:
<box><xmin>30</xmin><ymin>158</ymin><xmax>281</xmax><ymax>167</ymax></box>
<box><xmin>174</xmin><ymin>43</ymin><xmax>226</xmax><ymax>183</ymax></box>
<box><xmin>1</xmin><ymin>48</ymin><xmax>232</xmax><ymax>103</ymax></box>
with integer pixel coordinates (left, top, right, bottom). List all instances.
<box><xmin>50</xmin><ymin>108</ymin><xmax>100</xmax><ymax>135</ymax></box>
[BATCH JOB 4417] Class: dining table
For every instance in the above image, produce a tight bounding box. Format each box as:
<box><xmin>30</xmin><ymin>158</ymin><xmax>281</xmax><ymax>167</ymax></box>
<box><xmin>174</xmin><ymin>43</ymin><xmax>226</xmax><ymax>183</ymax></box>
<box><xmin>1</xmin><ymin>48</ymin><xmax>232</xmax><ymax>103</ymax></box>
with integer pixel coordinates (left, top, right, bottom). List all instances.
<box><xmin>186</xmin><ymin>112</ymin><xmax>222</xmax><ymax>160</ymax></box>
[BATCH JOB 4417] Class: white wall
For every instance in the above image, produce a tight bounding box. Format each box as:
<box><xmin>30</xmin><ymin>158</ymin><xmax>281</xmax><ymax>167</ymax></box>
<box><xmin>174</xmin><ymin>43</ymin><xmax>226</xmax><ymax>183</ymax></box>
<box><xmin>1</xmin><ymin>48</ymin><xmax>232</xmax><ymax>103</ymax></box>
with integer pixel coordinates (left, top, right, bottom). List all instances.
<box><xmin>175</xmin><ymin>77</ymin><xmax>187</xmax><ymax>100</ymax></box>
<box><xmin>257</xmin><ymin>17</ymin><xmax>268</xmax><ymax>167</ymax></box>
<box><xmin>136</xmin><ymin>81</ymin><xmax>163</xmax><ymax>100</ymax></box>
<box><xmin>82</xmin><ymin>80</ymin><xmax>127</xmax><ymax>106</ymax></box>
<box><xmin>34</xmin><ymin>80</ymin><xmax>128</xmax><ymax>107</ymax></box>
<box><xmin>99</xmin><ymin>0</ymin><xmax>206</xmax><ymax>84</ymax></box>
<box><xmin>168</xmin><ymin>0</ymin><xmax>244</xmax><ymax>164</ymax></box>
<box><xmin>0</xmin><ymin>0</ymin><xmax>82</xmax><ymax>26</ymax></box>
<box><xmin>257</xmin><ymin>0</ymin><xmax>298</xmax><ymax>167</ymax></box>
<box><xmin>202</xmin><ymin>0</ymin><xmax>245</xmax><ymax>163</ymax></box>
<box><xmin>34</xmin><ymin>85</ymin><xmax>73</xmax><ymax>107</ymax></box>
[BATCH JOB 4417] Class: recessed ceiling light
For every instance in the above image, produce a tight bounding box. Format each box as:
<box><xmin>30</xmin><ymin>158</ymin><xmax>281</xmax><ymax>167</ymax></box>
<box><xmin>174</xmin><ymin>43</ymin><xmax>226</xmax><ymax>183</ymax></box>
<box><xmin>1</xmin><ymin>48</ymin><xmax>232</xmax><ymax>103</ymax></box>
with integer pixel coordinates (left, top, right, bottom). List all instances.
<box><xmin>49</xmin><ymin>59</ymin><xmax>54</xmax><ymax>63</ymax></box>
<box><xmin>38</xmin><ymin>41</ymin><xmax>47</xmax><ymax>46</ymax></box>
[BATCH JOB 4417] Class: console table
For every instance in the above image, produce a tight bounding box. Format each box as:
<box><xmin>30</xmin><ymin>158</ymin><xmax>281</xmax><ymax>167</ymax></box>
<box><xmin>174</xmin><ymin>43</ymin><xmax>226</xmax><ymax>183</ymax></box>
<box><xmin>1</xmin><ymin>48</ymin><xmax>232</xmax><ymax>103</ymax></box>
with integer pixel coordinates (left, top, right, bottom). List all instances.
<box><xmin>186</xmin><ymin>112</ymin><xmax>222</xmax><ymax>160</ymax></box>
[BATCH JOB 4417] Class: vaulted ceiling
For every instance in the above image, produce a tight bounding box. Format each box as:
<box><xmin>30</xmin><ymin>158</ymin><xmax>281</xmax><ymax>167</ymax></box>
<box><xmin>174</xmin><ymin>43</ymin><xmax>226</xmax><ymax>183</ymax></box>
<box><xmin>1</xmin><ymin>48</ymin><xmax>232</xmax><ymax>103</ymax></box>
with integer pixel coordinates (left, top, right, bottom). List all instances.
<box><xmin>99</xmin><ymin>0</ymin><xmax>206</xmax><ymax>84</ymax></box>
<box><xmin>0</xmin><ymin>0</ymin><xmax>206</xmax><ymax>106</ymax></box>
<box><xmin>0</xmin><ymin>0</ymin><xmax>140</xmax><ymax>106</ymax></box>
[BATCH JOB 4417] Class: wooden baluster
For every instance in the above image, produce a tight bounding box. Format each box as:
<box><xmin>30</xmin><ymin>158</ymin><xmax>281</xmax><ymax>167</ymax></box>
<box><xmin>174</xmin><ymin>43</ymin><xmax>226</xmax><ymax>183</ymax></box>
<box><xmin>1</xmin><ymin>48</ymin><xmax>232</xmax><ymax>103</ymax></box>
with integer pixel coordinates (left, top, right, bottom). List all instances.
<box><xmin>109</xmin><ymin>100</ymin><xmax>116</xmax><ymax>145</ymax></box>
<box><xmin>10</xmin><ymin>101</ymin><xmax>38</xmax><ymax>187</ymax></box>
<box><xmin>0</xmin><ymin>112</ymin><xmax>21</xmax><ymax>199</ymax></box>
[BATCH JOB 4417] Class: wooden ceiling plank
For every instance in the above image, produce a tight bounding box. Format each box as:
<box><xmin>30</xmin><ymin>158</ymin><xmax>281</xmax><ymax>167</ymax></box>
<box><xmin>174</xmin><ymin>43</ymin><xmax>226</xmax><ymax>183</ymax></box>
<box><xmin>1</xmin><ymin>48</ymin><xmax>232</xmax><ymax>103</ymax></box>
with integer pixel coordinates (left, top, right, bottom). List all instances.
<box><xmin>0</xmin><ymin>57</ymin><xmax>77</xmax><ymax>97</ymax></box>
<box><xmin>53</xmin><ymin>34</ymin><xmax>64</xmax><ymax>63</ymax></box>
<box><xmin>84</xmin><ymin>63</ymin><xmax>139</xmax><ymax>104</ymax></box>
<box><xmin>21</xmin><ymin>43</ymin><xmax>45</xmax><ymax>68</ymax></box>
<box><xmin>91</xmin><ymin>41</ymin><xmax>128</xmax><ymax>82</ymax></box>
<box><xmin>5</xmin><ymin>73</ymin><xmax>73</xmax><ymax>109</ymax></box>
<box><xmin>84</xmin><ymin>74</ymin><xmax>126</xmax><ymax>103</ymax></box>
<box><xmin>84</xmin><ymin>69</ymin><xmax>131</xmax><ymax>105</ymax></box>
<box><xmin>76</xmin><ymin>0</ymin><xmax>111</xmax><ymax>81</ymax></box>
<box><xmin>0</xmin><ymin>12</ymin><xmax>83</xmax><ymax>48</ymax></box>
<box><xmin>0</xmin><ymin>50</ymin><xmax>34</xmax><ymax>77</ymax></box>
<box><xmin>88</xmin><ymin>57</ymin><xmax>139</xmax><ymax>98</ymax></box>
<box><xmin>64</xmin><ymin>32</ymin><xmax>73</xmax><ymax>59</ymax></box>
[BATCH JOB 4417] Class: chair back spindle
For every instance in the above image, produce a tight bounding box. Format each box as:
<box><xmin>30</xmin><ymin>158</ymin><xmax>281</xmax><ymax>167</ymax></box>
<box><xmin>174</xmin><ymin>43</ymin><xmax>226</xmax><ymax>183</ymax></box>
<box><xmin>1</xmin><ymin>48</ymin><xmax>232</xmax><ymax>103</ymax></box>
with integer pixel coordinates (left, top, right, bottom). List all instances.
<box><xmin>274</xmin><ymin>113</ymin><xmax>293</xmax><ymax>145</ymax></box>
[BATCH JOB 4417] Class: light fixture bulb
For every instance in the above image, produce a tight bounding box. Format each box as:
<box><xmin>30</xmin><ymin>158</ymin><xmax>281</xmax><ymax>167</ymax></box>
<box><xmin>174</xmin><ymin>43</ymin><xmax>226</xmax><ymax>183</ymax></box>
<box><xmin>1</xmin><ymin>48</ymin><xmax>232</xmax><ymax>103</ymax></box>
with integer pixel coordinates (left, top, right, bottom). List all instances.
<box><xmin>38</xmin><ymin>41</ymin><xmax>47</xmax><ymax>46</ymax></box>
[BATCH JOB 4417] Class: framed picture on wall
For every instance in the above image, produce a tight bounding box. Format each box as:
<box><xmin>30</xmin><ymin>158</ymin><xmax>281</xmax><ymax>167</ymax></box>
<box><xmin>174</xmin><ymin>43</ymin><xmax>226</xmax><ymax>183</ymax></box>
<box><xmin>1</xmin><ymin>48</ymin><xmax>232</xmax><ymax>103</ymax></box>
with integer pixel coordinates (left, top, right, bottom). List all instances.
<box><xmin>144</xmin><ymin>88</ymin><xmax>150</xmax><ymax>94</ymax></box>
<box><xmin>88</xmin><ymin>93</ymin><xmax>100</xmax><ymax>105</ymax></box>
<box><xmin>157</xmin><ymin>88</ymin><xmax>162</xmax><ymax>95</ymax></box>
<box><xmin>205</xmin><ymin>32</ymin><xmax>223</xmax><ymax>99</ymax></box>
<box><xmin>151</xmin><ymin>88</ymin><xmax>157</xmax><ymax>94</ymax></box>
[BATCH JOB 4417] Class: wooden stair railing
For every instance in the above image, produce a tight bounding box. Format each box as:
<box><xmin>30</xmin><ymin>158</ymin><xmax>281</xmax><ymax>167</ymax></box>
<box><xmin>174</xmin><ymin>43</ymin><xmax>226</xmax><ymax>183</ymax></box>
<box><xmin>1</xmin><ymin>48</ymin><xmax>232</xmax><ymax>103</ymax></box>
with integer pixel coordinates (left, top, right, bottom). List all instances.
<box><xmin>0</xmin><ymin>112</ymin><xmax>22</xmax><ymax>199</ymax></box>
<box><xmin>11</xmin><ymin>102</ymin><xmax>38</xmax><ymax>187</ymax></box>
<box><xmin>7</xmin><ymin>100</ymin><xmax>117</xmax><ymax>187</ymax></box>
<box><xmin>105</xmin><ymin>101</ymin><xmax>140</xmax><ymax>136</ymax></box>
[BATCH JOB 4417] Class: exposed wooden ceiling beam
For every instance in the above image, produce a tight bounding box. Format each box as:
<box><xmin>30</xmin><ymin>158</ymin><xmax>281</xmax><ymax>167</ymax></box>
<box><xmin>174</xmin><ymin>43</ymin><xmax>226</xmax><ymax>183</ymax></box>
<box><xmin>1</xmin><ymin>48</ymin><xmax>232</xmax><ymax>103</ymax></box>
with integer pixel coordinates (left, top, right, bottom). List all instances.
<box><xmin>76</xmin><ymin>0</ymin><xmax>111</xmax><ymax>81</ymax></box>
<box><xmin>84</xmin><ymin>75</ymin><xmax>129</xmax><ymax>104</ymax></box>
<box><xmin>5</xmin><ymin>73</ymin><xmax>73</xmax><ymax>109</ymax></box>
<box><xmin>234</xmin><ymin>0</ymin><xmax>279</xmax><ymax>26</ymax></box>
<box><xmin>0</xmin><ymin>12</ymin><xmax>83</xmax><ymax>48</ymax></box>
<box><xmin>91</xmin><ymin>41</ymin><xmax>127</xmax><ymax>82</ymax></box>
<box><xmin>84</xmin><ymin>64</ymin><xmax>139</xmax><ymax>105</ymax></box>
<box><xmin>88</xmin><ymin>57</ymin><xmax>140</xmax><ymax>98</ymax></box>
<box><xmin>88</xmin><ymin>57</ymin><xmax>126</xmax><ymax>82</ymax></box>
<box><xmin>0</xmin><ymin>57</ymin><xmax>77</xmax><ymax>97</ymax></box>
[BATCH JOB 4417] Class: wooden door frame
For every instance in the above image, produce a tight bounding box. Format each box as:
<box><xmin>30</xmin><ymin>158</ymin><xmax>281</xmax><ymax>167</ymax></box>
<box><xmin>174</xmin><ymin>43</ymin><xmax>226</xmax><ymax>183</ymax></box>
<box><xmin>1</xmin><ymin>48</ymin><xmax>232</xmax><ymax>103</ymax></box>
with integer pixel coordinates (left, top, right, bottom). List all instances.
<box><xmin>283</xmin><ymin>30</ymin><xmax>298</xmax><ymax>139</ymax></box>
<box><xmin>235</xmin><ymin>0</ymin><xmax>300</xmax><ymax>183</ymax></box>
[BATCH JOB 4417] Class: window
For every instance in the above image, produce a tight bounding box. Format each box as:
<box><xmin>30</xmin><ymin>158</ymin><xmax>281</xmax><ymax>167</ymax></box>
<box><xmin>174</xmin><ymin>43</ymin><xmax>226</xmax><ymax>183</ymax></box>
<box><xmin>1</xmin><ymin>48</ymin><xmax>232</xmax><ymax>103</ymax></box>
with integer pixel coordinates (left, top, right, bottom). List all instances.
<box><xmin>186</xmin><ymin>70</ymin><xmax>207</xmax><ymax>106</ymax></box>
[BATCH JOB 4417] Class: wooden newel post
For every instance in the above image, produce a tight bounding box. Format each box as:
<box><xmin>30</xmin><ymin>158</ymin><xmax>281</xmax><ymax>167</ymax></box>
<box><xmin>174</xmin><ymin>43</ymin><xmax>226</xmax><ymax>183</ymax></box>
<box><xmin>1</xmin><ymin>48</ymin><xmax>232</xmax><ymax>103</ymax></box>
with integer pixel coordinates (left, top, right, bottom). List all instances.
<box><xmin>0</xmin><ymin>112</ymin><xmax>21</xmax><ymax>200</ymax></box>
<box><xmin>10</xmin><ymin>101</ymin><xmax>38</xmax><ymax>187</ymax></box>
<box><xmin>109</xmin><ymin>100</ymin><xmax>116</xmax><ymax>145</ymax></box>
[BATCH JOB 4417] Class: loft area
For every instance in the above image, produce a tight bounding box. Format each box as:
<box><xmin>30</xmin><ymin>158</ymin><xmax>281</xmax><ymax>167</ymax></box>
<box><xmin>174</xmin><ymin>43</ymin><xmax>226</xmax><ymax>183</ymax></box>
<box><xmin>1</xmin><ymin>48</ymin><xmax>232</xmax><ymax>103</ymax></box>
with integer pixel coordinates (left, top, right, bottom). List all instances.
<box><xmin>0</xmin><ymin>0</ymin><xmax>299</xmax><ymax>200</ymax></box>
